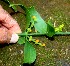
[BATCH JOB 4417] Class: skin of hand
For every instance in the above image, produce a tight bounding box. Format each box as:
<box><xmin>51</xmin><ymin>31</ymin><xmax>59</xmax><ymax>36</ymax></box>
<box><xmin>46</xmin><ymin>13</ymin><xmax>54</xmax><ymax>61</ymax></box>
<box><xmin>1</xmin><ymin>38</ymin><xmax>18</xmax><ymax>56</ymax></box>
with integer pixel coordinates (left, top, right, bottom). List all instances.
<box><xmin>0</xmin><ymin>5</ymin><xmax>22</xmax><ymax>44</ymax></box>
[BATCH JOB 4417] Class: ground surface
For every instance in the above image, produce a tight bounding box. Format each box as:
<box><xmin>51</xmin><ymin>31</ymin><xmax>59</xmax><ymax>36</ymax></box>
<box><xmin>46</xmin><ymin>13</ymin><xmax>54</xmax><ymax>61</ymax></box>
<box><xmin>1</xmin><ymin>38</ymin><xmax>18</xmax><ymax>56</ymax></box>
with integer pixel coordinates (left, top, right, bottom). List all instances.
<box><xmin>0</xmin><ymin>0</ymin><xmax>70</xmax><ymax>66</ymax></box>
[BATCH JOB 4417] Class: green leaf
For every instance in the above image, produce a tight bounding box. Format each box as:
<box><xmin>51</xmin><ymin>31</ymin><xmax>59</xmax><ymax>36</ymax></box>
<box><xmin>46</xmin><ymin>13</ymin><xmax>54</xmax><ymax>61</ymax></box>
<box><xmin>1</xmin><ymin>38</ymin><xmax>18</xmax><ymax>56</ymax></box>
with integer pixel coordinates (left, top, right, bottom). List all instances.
<box><xmin>46</xmin><ymin>19</ymin><xmax>55</xmax><ymax>37</ymax></box>
<box><xmin>26</xmin><ymin>6</ymin><xmax>47</xmax><ymax>33</ymax></box>
<box><xmin>24</xmin><ymin>40</ymin><xmax>36</xmax><ymax>64</ymax></box>
<box><xmin>17</xmin><ymin>37</ymin><xmax>25</xmax><ymax>44</ymax></box>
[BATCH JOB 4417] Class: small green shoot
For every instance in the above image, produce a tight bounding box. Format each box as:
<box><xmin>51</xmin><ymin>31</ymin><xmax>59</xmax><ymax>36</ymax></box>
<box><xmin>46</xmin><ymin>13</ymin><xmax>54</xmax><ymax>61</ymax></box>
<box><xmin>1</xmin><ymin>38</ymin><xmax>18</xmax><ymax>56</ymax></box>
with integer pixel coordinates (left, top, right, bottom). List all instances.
<box><xmin>55</xmin><ymin>24</ymin><xmax>64</xmax><ymax>32</ymax></box>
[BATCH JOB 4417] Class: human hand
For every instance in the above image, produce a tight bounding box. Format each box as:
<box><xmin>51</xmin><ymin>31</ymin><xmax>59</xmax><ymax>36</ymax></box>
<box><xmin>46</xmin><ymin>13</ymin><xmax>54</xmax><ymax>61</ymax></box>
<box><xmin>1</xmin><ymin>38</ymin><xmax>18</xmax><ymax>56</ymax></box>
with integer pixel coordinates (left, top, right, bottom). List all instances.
<box><xmin>0</xmin><ymin>5</ymin><xmax>22</xmax><ymax>44</ymax></box>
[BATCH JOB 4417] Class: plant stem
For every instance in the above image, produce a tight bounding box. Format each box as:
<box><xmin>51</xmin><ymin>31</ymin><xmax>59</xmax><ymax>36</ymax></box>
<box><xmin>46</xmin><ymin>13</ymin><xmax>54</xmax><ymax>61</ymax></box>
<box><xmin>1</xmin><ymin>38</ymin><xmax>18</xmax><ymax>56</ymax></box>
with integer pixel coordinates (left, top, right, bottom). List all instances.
<box><xmin>18</xmin><ymin>33</ymin><xmax>45</xmax><ymax>36</ymax></box>
<box><xmin>55</xmin><ymin>32</ymin><xmax>70</xmax><ymax>35</ymax></box>
<box><xmin>18</xmin><ymin>32</ymin><xmax>70</xmax><ymax>37</ymax></box>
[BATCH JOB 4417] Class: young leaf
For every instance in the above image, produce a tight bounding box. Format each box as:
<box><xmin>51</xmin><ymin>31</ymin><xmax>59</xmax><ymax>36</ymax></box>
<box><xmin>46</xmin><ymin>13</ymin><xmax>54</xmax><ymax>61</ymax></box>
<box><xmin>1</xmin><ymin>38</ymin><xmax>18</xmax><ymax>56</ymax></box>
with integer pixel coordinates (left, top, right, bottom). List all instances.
<box><xmin>46</xmin><ymin>19</ymin><xmax>55</xmax><ymax>37</ymax></box>
<box><xmin>17</xmin><ymin>37</ymin><xmax>25</xmax><ymax>44</ymax></box>
<box><xmin>10</xmin><ymin>4</ymin><xmax>27</xmax><ymax>12</ymax></box>
<box><xmin>9</xmin><ymin>4</ymin><xmax>18</xmax><ymax>12</ymax></box>
<box><xmin>25</xmin><ymin>6</ymin><xmax>47</xmax><ymax>34</ymax></box>
<box><xmin>3</xmin><ymin>0</ymin><xmax>18</xmax><ymax>12</ymax></box>
<box><xmin>24</xmin><ymin>40</ymin><xmax>36</xmax><ymax>64</ymax></box>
